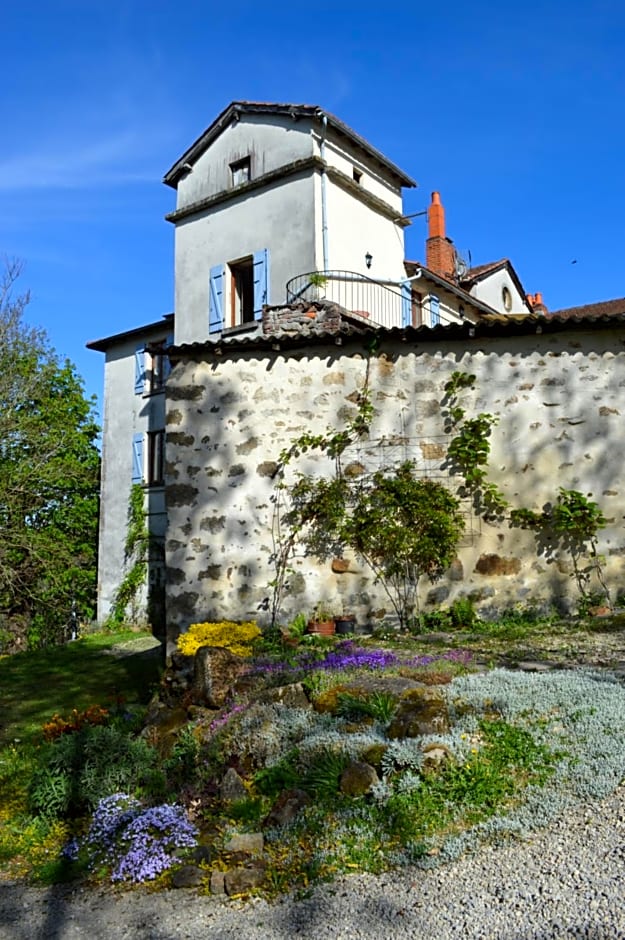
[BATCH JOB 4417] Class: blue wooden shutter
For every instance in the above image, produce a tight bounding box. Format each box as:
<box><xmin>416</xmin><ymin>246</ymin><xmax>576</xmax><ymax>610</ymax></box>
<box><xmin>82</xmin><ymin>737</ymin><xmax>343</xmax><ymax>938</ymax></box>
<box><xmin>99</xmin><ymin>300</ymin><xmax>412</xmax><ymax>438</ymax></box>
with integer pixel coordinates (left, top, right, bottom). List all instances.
<box><xmin>209</xmin><ymin>265</ymin><xmax>225</xmax><ymax>334</ymax></box>
<box><xmin>401</xmin><ymin>281</ymin><xmax>411</xmax><ymax>327</ymax></box>
<box><xmin>163</xmin><ymin>333</ymin><xmax>174</xmax><ymax>380</ymax></box>
<box><xmin>131</xmin><ymin>433</ymin><xmax>144</xmax><ymax>484</ymax></box>
<box><xmin>253</xmin><ymin>249</ymin><xmax>270</xmax><ymax>320</ymax></box>
<box><xmin>430</xmin><ymin>294</ymin><xmax>440</xmax><ymax>326</ymax></box>
<box><xmin>134</xmin><ymin>345</ymin><xmax>145</xmax><ymax>394</ymax></box>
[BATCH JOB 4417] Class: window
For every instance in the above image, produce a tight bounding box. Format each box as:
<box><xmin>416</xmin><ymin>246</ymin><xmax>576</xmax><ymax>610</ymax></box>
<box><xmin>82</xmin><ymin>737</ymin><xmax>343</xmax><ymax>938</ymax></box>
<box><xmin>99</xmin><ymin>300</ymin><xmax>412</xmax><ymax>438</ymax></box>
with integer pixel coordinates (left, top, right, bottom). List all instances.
<box><xmin>353</xmin><ymin>167</ymin><xmax>362</xmax><ymax>184</ymax></box>
<box><xmin>146</xmin><ymin>344</ymin><xmax>166</xmax><ymax>394</ymax></box>
<box><xmin>502</xmin><ymin>286</ymin><xmax>512</xmax><ymax>312</ymax></box>
<box><xmin>430</xmin><ymin>294</ymin><xmax>440</xmax><ymax>327</ymax></box>
<box><xmin>230</xmin><ymin>156</ymin><xmax>251</xmax><ymax>186</ymax></box>
<box><xmin>146</xmin><ymin>430</ymin><xmax>165</xmax><ymax>486</ymax></box>
<box><xmin>230</xmin><ymin>257</ymin><xmax>255</xmax><ymax>325</ymax></box>
<box><xmin>134</xmin><ymin>335</ymin><xmax>172</xmax><ymax>395</ymax></box>
<box><xmin>209</xmin><ymin>249</ymin><xmax>270</xmax><ymax>334</ymax></box>
<box><xmin>131</xmin><ymin>430</ymin><xmax>164</xmax><ymax>486</ymax></box>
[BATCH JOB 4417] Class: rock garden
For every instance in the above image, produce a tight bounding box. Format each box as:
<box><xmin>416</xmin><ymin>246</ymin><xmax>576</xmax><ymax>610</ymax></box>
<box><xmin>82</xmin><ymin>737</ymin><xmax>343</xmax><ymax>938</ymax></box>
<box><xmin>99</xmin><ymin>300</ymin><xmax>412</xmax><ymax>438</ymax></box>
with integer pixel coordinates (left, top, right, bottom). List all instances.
<box><xmin>6</xmin><ymin>608</ymin><xmax>625</xmax><ymax>902</ymax></box>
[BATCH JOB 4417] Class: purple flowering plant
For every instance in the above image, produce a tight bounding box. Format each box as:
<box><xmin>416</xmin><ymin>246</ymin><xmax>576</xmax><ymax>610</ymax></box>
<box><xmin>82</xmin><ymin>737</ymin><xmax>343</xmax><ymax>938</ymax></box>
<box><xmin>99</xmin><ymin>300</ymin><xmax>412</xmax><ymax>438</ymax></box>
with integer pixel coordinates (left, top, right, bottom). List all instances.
<box><xmin>66</xmin><ymin>792</ymin><xmax>199</xmax><ymax>884</ymax></box>
<box><xmin>252</xmin><ymin>639</ymin><xmax>470</xmax><ymax>679</ymax></box>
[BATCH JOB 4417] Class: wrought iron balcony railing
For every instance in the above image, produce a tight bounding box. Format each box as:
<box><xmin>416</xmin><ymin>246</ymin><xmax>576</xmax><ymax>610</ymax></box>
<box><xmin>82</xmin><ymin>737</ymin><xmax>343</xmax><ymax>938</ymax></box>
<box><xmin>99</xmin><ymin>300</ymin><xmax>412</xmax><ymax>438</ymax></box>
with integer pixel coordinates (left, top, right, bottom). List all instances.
<box><xmin>285</xmin><ymin>270</ymin><xmax>462</xmax><ymax>331</ymax></box>
<box><xmin>286</xmin><ymin>270</ymin><xmax>408</xmax><ymax>330</ymax></box>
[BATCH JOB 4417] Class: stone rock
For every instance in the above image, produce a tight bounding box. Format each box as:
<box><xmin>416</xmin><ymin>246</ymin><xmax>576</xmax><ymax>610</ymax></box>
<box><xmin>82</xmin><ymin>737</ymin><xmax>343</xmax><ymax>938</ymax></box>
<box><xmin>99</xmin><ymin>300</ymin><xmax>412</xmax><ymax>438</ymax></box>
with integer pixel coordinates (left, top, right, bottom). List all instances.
<box><xmin>258</xmin><ymin>682</ymin><xmax>310</xmax><ymax>709</ymax></box>
<box><xmin>361</xmin><ymin>743</ymin><xmax>387</xmax><ymax>771</ymax></box>
<box><xmin>340</xmin><ymin>760</ymin><xmax>379</xmax><ymax>796</ymax></box>
<box><xmin>192</xmin><ymin>646</ymin><xmax>248</xmax><ymax>708</ymax></box>
<box><xmin>426</xmin><ymin>585</ymin><xmax>450</xmax><ymax>605</ymax></box>
<box><xmin>224</xmin><ymin>832</ymin><xmax>264</xmax><ymax>856</ymax></box>
<box><xmin>224</xmin><ymin>866</ymin><xmax>265</xmax><ymax>896</ymax></box>
<box><xmin>388</xmin><ymin>687</ymin><xmax>450</xmax><ymax>739</ymax></box>
<box><xmin>189</xmin><ymin>844</ymin><xmax>216</xmax><ymax>865</ymax></box>
<box><xmin>474</xmin><ymin>553</ymin><xmax>521</xmax><ymax>576</ymax></box>
<box><xmin>170</xmin><ymin>865</ymin><xmax>205</xmax><ymax>889</ymax></box>
<box><xmin>588</xmin><ymin>605</ymin><xmax>611</xmax><ymax>617</ymax></box>
<box><xmin>448</xmin><ymin>558</ymin><xmax>464</xmax><ymax>581</ymax></box>
<box><xmin>140</xmin><ymin>704</ymin><xmax>190</xmax><ymax>757</ymax></box>
<box><xmin>264</xmin><ymin>788</ymin><xmax>311</xmax><ymax>829</ymax></box>
<box><xmin>210</xmin><ymin>870</ymin><xmax>226</xmax><ymax>895</ymax></box>
<box><xmin>422</xmin><ymin>742</ymin><xmax>454</xmax><ymax>771</ymax></box>
<box><xmin>220</xmin><ymin>767</ymin><xmax>248</xmax><ymax>803</ymax></box>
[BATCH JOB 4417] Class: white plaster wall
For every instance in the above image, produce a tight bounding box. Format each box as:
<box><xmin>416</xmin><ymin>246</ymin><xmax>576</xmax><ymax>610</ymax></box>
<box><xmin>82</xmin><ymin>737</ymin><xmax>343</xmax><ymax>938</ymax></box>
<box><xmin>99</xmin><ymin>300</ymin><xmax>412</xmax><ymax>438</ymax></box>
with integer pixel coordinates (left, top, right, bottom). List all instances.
<box><xmin>97</xmin><ymin>332</ymin><xmax>167</xmax><ymax>622</ymax></box>
<box><xmin>174</xmin><ymin>174</ymin><xmax>317</xmax><ymax>345</ymax></box>
<box><xmin>469</xmin><ymin>268</ymin><xmax>528</xmax><ymax>314</ymax></box>
<box><xmin>319</xmin><ymin>129</ymin><xmax>405</xmax><ymax>211</ymax></box>
<box><xmin>176</xmin><ymin>114</ymin><xmax>314</xmax><ymax>210</ymax></box>
<box><xmin>165</xmin><ymin>325</ymin><xmax>625</xmax><ymax>641</ymax></box>
<box><xmin>324</xmin><ymin>178</ymin><xmax>406</xmax><ymax>283</ymax></box>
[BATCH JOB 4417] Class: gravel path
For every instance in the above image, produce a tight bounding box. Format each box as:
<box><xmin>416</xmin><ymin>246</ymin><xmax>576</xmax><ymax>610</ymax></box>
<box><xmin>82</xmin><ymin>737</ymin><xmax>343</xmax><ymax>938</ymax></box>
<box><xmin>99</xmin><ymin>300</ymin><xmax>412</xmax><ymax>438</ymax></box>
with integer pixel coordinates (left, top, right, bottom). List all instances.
<box><xmin>2</xmin><ymin>784</ymin><xmax>625</xmax><ymax>940</ymax></box>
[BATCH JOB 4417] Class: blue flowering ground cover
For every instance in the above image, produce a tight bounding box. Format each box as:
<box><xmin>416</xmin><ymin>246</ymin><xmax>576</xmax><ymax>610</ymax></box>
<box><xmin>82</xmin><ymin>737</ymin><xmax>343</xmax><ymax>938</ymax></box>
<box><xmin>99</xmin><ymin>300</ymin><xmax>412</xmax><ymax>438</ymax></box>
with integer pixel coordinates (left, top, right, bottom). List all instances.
<box><xmin>65</xmin><ymin>794</ymin><xmax>198</xmax><ymax>884</ymax></box>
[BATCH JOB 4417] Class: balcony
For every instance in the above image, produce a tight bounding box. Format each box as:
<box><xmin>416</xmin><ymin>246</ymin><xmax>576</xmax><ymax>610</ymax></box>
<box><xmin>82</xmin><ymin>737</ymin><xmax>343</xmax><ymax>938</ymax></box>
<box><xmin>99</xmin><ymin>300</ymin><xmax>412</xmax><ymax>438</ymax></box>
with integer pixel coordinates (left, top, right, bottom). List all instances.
<box><xmin>286</xmin><ymin>270</ymin><xmax>408</xmax><ymax>330</ymax></box>
<box><xmin>285</xmin><ymin>270</ymin><xmax>463</xmax><ymax>331</ymax></box>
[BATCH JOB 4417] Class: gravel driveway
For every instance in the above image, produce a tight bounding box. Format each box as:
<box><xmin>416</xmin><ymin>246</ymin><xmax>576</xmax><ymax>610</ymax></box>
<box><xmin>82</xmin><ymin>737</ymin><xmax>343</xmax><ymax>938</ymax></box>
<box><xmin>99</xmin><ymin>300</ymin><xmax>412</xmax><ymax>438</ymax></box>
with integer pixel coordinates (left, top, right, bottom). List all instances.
<box><xmin>2</xmin><ymin>782</ymin><xmax>625</xmax><ymax>940</ymax></box>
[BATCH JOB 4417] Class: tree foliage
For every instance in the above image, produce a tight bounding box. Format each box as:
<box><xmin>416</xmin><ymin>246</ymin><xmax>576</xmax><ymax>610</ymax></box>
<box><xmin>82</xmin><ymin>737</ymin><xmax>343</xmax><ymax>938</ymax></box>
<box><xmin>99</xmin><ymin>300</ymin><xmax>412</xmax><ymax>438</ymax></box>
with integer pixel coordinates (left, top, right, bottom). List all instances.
<box><xmin>0</xmin><ymin>261</ymin><xmax>100</xmax><ymax>650</ymax></box>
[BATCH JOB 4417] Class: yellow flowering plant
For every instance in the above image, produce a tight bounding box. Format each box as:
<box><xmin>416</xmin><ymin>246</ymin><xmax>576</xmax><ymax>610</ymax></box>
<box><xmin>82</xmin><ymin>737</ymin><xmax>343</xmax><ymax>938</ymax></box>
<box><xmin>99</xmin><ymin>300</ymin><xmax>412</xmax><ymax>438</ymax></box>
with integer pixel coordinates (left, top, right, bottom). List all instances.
<box><xmin>176</xmin><ymin>620</ymin><xmax>261</xmax><ymax>658</ymax></box>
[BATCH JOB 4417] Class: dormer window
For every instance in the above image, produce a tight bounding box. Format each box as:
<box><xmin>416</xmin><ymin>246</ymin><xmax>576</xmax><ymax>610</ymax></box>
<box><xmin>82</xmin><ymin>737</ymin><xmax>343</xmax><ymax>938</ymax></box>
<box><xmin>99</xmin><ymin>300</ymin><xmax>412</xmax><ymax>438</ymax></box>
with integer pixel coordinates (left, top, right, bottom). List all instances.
<box><xmin>230</xmin><ymin>156</ymin><xmax>251</xmax><ymax>187</ymax></box>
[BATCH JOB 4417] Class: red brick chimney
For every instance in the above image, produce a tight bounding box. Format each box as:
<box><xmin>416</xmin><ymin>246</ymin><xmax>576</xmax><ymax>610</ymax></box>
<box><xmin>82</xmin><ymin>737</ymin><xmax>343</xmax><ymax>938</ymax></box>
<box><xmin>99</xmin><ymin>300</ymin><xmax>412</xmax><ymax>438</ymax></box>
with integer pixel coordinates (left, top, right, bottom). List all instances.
<box><xmin>426</xmin><ymin>191</ymin><xmax>456</xmax><ymax>281</ymax></box>
<box><xmin>526</xmin><ymin>291</ymin><xmax>548</xmax><ymax>315</ymax></box>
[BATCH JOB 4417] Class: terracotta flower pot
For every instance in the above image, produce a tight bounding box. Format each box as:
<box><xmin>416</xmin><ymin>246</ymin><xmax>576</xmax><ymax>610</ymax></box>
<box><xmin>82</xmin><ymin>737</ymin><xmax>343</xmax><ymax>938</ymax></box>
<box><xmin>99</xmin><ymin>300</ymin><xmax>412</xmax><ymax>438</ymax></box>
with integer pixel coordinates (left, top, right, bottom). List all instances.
<box><xmin>307</xmin><ymin>619</ymin><xmax>335</xmax><ymax>636</ymax></box>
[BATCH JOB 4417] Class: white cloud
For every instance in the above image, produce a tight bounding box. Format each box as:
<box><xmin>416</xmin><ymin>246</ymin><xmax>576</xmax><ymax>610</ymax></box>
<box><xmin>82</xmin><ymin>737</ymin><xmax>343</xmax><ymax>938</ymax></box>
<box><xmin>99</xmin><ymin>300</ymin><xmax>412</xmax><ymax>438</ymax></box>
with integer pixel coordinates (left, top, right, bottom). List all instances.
<box><xmin>0</xmin><ymin>125</ymin><xmax>170</xmax><ymax>191</ymax></box>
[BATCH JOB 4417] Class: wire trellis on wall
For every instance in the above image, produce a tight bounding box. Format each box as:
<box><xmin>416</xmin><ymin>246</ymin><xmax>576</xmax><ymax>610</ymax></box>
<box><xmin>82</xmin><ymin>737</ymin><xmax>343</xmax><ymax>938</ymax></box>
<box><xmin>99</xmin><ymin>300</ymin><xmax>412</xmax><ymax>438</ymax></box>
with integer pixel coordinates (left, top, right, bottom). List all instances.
<box><xmin>340</xmin><ymin>433</ymin><xmax>480</xmax><ymax>545</ymax></box>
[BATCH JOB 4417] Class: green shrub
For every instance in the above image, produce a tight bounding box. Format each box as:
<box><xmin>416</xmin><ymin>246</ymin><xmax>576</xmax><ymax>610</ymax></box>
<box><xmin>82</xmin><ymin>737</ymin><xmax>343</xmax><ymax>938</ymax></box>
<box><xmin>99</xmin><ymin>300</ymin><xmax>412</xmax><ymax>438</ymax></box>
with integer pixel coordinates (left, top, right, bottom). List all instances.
<box><xmin>254</xmin><ymin>750</ymin><xmax>301</xmax><ymax>797</ymax></box>
<box><xmin>335</xmin><ymin>690</ymin><xmax>397</xmax><ymax>723</ymax></box>
<box><xmin>29</xmin><ymin>724</ymin><xmax>158</xmax><ymax>819</ymax></box>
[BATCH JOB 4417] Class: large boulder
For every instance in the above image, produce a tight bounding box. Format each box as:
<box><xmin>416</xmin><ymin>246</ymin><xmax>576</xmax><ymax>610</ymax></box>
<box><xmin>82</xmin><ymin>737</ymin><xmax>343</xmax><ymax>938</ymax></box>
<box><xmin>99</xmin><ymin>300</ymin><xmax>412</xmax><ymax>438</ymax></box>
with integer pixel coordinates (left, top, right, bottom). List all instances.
<box><xmin>387</xmin><ymin>687</ymin><xmax>449</xmax><ymax>739</ymax></box>
<box><xmin>192</xmin><ymin>646</ymin><xmax>249</xmax><ymax>708</ymax></box>
<box><xmin>340</xmin><ymin>760</ymin><xmax>379</xmax><ymax>796</ymax></box>
<box><xmin>224</xmin><ymin>866</ymin><xmax>265</xmax><ymax>896</ymax></box>
<box><xmin>220</xmin><ymin>767</ymin><xmax>248</xmax><ymax>803</ymax></box>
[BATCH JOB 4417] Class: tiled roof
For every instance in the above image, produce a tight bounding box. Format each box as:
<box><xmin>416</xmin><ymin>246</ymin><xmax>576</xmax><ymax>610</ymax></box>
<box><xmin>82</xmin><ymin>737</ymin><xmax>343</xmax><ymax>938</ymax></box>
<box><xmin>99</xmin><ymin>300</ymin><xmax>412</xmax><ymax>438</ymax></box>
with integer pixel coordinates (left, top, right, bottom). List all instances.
<box><xmin>462</xmin><ymin>260</ymin><xmax>508</xmax><ymax>282</ymax></box>
<box><xmin>169</xmin><ymin>308</ymin><xmax>625</xmax><ymax>359</ymax></box>
<box><xmin>163</xmin><ymin>101</ymin><xmax>416</xmax><ymax>188</ymax></box>
<box><xmin>550</xmin><ymin>298</ymin><xmax>625</xmax><ymax>320</ymax></box>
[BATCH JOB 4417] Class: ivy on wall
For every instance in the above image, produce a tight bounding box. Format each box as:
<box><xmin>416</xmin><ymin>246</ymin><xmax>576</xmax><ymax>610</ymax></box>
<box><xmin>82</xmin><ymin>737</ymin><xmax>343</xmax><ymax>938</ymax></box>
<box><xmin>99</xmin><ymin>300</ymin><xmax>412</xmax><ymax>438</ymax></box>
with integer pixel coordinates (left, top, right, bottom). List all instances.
<box><xmin>108</xmin><ymin>484</ymin><xmax>150</xmax><ymax>626</ymax></box>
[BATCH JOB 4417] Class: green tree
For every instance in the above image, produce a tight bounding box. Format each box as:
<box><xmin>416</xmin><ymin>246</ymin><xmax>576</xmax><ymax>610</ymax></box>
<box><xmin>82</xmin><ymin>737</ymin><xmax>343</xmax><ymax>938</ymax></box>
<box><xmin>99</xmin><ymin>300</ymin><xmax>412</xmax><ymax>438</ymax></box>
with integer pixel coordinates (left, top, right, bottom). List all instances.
<box><xmin>0</xmin><ymin>261</ymin><xmax>100</xmax><ymax>650</ymax></box>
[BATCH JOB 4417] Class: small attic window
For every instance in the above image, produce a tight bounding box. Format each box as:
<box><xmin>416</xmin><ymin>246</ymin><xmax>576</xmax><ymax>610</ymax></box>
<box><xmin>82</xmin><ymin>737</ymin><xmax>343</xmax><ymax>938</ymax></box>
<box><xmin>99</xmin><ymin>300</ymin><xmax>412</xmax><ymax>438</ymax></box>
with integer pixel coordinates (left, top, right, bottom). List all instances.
<box><xmin>353</xmin><ymin>167</ymin><xmax>363</xmax><ymax>184</ymax></box>
<box><xmin>502</xmin><ymin>286</ymin><xmax>512</xmax><ymax>312</ymax></box>
<box><xmin>230</xmin><ymin>156</ymin><xmax>251</xmax><ymax>187</ymax></box>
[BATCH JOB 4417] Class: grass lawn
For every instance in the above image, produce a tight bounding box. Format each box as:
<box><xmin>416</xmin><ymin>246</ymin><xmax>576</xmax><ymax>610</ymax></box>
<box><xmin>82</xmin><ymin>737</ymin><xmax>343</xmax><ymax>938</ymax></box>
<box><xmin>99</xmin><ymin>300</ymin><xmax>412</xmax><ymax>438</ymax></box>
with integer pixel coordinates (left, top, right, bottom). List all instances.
<box><xmin>0</xmin><ymin>630</ymin><xmax>162</xmax><ymax>746</ymax></box>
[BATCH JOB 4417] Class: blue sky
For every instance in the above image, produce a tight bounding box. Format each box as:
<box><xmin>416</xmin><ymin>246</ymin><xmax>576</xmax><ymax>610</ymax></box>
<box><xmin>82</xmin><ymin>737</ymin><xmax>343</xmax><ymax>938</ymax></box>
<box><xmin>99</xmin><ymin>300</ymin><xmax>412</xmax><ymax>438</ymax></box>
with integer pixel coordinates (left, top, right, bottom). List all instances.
<box><xmin>2</xmin><ymin>1</ymin><xmax>625</xmax><ymax>421</ymax></box>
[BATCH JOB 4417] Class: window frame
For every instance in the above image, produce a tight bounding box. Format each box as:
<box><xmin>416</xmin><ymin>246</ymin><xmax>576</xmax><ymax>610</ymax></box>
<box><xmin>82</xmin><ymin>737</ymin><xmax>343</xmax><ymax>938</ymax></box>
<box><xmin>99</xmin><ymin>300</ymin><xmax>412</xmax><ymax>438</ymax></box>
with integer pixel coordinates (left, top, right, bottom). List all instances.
<box><xmin>146</xmin><ymin>429</ymin><xmax>165</xmax><ymax>487</ymax></box>
<box><xmin>230</xmin><ymin>156</ymin><xmax>251</xmax><ymax>187</ymax></box>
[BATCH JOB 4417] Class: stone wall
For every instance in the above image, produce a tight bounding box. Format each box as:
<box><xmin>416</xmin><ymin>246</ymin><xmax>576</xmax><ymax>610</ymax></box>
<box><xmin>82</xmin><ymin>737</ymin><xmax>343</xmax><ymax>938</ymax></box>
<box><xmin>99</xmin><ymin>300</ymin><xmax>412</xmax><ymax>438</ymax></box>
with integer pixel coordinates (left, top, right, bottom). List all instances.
<box><xmin>165</xmin><ymin>321</ymin><xmax>625</xmax><ymax>643</ymax></box>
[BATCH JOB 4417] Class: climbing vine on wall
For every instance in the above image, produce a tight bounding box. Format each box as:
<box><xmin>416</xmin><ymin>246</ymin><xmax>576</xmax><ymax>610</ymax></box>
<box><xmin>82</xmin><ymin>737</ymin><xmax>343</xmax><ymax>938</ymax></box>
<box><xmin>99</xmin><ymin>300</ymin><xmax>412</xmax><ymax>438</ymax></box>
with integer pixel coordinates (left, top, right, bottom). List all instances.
<box><xmin>269</xmin><ymin>346</ymin><xmax>465</xmax><ymax>629</ymax></box>
<box><xmin>108</xmin><ymin>484</ymin><xmax>150</xmax><ymax>626</ymax></box>
<box><xmin>443</xmin><ymin>371</ymin><xmax>509</xmax><ymax>519</ymax></box>
<box><xmin>269</xmin><ymin>359</ymin><xmax>613</xmax><ymax>626</ymax></box>
<box><xmin>447</xmin><ymin>372</ymin><xmax>611</xmax><ymax>609</ymax></box>
<box><xmin>510</xmin><ymin>488</ymin><xmax>610</xmax><ymax>609</ymax></box>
